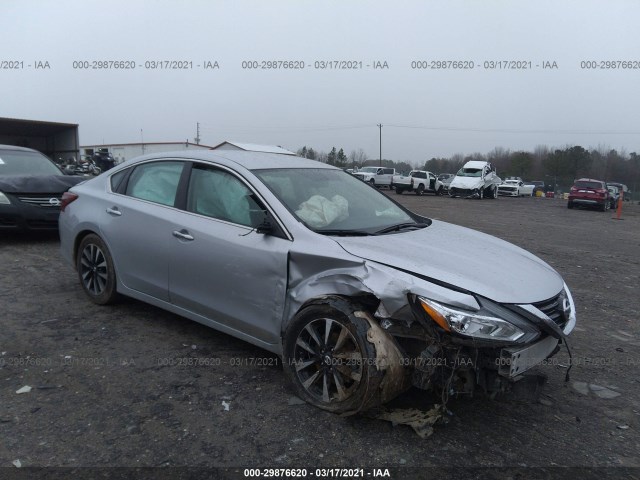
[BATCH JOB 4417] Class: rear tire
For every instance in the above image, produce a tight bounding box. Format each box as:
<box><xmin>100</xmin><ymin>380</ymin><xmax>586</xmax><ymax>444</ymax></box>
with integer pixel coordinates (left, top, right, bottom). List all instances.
<box><xmin>77</xmin><ymin>234</ymin><xmax>119</xmax><ymax>305</ymax></box>
<box><xmin>567</xmin><ymin>201</ymin><xmax>573</xmax><ymax>209</ymax></box>
<box><xmin>395</xmin><ymin>187</ymin><xmax>404</xmax><ymax>194</ymax></box>
<box><xmin>415</xmin><ymin>184</ymin><xmax>424</xmax><ymax>196</ymax></box>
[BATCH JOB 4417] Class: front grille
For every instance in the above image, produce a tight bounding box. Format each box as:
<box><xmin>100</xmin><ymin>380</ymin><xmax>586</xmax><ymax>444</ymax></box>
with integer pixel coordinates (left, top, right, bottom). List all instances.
<box><xmin>26</xmin><ymin>219</ymin><xmax>59</xmax><ymax>229</ymax></box>
<box><xmin>450</xmin><ymin>187</ymin><xmax>472</xmax><ymax>196</ymax></box>
<box><xmin>533</xmin><ymin>292</ymin><xmax>567</xmax><ymax>329</ymax></box>
<box><xmin>17</xmin><ymin>195</ymin><xmax>63</xmax><ymax>208</ymax></box>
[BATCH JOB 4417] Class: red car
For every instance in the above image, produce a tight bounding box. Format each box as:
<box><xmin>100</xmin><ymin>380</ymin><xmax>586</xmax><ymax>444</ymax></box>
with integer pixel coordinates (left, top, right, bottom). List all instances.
<box><xmin>568</xmin><ymin>178</ymin><xmax>609</xmax><ymax>211</ymax></box>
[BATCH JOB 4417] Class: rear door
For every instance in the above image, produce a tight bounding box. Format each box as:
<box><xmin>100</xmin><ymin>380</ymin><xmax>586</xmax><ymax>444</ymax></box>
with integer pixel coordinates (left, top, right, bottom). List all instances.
<box><xmin>101</xmin><ymin>160</ymin><xmax>187</xmax><ymax>301</ymax></box>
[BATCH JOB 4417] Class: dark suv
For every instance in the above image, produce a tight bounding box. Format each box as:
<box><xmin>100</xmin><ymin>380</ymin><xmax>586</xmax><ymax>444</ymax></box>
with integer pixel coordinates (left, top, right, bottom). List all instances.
<box><xmin>568</xmin><ymin>178</ymin><xmax>609</xmax><ymax>211</ymax></box>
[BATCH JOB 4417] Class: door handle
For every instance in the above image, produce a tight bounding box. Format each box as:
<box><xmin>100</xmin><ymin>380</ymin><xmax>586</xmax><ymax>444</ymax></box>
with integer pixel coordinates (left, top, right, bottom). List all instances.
<box><xmin>106</xmin><ymin>207</ymin><xmax>122</xmax><ymax>216</ymax></box>
<box><xmin>172</xmin><ymin>229</ymin><xmax>194</xmax><ymax>241</ymax></box>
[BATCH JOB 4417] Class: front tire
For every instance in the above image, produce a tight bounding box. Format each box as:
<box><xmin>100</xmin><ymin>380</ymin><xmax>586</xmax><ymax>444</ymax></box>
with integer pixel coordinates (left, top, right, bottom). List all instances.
<box><xmin>283</xmin><ymin>300</ymin><xmax>381</xmax><ymax>414</ymax></box>
<box><xmin>76</xmin><ymin>234</ymin><xmax>119</xmax><ymax>305</ymax></box>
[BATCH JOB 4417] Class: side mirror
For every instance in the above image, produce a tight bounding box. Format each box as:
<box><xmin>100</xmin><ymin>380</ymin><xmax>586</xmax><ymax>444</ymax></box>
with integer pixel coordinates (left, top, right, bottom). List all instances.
<box><xmin>256</xmin><ymin>218</ymin><xmax>273</xmax><ymax>235</ymax></box>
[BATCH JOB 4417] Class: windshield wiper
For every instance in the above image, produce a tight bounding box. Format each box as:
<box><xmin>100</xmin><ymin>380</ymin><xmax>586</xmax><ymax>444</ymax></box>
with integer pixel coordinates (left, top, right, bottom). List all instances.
<box><xmin>315</xmin><ymin>229</ymin><xmax>377</xmax><ymax>237</ymax></box>
<box><xmin>375</xmin><ymin>222</ymin><xmax>427</xmax><ymax>234</ymax></box>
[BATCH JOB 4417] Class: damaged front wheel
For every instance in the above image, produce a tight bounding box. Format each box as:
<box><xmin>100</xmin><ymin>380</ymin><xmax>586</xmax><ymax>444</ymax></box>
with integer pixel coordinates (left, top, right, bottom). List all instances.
<box><xmin>283</xmin><ymin>300</ymin><xmax>381</xmax><ymax>414</ymax></box>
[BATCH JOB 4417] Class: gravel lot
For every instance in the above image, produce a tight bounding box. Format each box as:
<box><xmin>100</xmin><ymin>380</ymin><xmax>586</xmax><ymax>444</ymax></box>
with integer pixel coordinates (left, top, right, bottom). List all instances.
<box><xmin>1</xmin><ymin>194</ymin><xmax>639</xmax><ymax>476</ymax></box>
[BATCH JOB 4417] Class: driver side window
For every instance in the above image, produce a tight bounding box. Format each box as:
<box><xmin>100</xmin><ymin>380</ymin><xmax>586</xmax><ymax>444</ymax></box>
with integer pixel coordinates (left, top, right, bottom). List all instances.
<box><xmin>186</xmin><ymin>166</ymin><xmax>263</xmax><ymax>228</ymax></box>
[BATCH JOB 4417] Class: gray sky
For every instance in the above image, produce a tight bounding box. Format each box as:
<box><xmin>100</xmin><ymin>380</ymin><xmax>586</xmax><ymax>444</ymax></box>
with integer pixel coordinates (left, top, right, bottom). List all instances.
<box><xmin>3</xmin><ymin>0</ymin><xmax>639</xmax><ymax>164</ymax></box>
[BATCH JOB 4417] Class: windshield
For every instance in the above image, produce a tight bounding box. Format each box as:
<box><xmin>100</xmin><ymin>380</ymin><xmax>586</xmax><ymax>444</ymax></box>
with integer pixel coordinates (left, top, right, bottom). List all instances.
<box><xmin>254</xmin><ymin>168</ymin><xmax>420</xmax><ymax>234</ymax></box>
<box><xmin>0</xmin><ymin>150</ymin><xmax>62</xmax><ymax>177</ymax></box>
<box><xmin>358</xmin><ymin>167</ymin><xmax>379</xmax><ymax>174</ymax></box>
<box><xmin>456</xmin><ymin>167</ymin><xmax>482</xmax><ymax>177</ymax></box>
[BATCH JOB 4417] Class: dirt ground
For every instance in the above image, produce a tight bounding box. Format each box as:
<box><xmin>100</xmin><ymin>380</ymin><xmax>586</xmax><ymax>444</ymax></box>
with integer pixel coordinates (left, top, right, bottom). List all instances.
<box><xmin>1</xmin><ymin>194</ymin><xmax>639</xmax><ymax>477</ymax></box>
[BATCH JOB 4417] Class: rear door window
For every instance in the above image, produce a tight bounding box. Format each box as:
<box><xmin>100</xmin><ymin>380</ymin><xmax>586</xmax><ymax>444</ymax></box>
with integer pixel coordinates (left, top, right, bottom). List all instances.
<box><xmin>125</xmin><ymin>161</ymin><xmax>185</xmax><ymax>207</ymax></box>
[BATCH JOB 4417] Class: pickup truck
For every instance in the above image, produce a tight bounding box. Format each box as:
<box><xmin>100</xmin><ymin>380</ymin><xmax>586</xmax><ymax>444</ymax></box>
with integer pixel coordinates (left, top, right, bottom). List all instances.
<box><xmin>449</xmin><ymin>161</ymin><xmax>501</xmax><ymax>199</ymax></box>
<box><xmin>352</xmin><ymin>167</ymin><xmax>396</xmax><ymax>188</ymax></box>
<box><xmin>393</xmin><ymin>170</ymin><xmax>443</xmax><ymax>195</ymax></box>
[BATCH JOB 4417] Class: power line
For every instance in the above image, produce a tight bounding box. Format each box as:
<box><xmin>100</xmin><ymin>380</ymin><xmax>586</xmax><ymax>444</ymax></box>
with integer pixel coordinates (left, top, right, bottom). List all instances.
<box><xmin>385</xmin><ymin>124</ymin><xmax>640</xmax><ymax>135</ymax></box>
<box><xmin>198</xmin><ymin>124</ymin><xmax>374</xmax><ymax>134</ymax></box>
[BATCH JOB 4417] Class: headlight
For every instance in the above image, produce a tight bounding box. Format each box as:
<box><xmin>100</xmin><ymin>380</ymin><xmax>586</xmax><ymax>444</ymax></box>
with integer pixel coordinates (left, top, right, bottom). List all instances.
<box><xmin>419</xmin><ymin>297</ymin><xmax>524</xmax><ymax>341</ymax></box>
<box><xmin>0</xmin><ymin>191</ymin><xmax>10</xmax><ymax>205</ymax></box>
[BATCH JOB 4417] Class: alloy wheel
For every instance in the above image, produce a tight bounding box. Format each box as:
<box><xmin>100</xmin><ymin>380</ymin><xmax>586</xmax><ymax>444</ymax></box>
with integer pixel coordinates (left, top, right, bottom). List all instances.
<box><xmin>292</xmin><ymin>318</ymin><xmax>364</xmax><ymax>404</ymax></box>
<box><xmin>80</xmin><ymin>244</ymin><xmax>108</xmax><ymax>296</ymax></box>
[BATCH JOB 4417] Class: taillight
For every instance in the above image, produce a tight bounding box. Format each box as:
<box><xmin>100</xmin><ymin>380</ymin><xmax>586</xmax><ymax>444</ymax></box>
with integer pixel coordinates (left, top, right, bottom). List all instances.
<box><xmin>60</xmin><ymin>192</ymin><xmax>78</xmax><ymax>212</ymax></box>
<box><xmin>570</xmin><ymin>186</ymin><xmax>578</xmax><ymax>192</ymax></box>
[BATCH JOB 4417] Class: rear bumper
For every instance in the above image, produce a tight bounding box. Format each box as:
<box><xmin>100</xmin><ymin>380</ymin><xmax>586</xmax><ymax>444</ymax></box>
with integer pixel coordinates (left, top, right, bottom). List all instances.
<box><xmin>569</xmin><ymin>197</ymin><xmax>605</xmax><ymax>206</ymax></box>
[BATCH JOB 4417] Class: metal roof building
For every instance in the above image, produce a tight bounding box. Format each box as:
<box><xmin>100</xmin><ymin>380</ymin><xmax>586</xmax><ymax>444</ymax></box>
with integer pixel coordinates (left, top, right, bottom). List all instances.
<box><xmin>0</xmin><ymin>117</ymin><xmax>79</xmax><ymax>159</ymax></box>
<box><xmin>211</xmin><ymin>141</ymin><xmax>296</xmax><ymax>156</ymax></box>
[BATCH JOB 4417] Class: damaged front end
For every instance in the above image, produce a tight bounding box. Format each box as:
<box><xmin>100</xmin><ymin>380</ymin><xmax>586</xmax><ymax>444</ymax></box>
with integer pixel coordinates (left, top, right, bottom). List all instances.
<box><xmin>283</xmin><ymin>248</ymin><xmax>576</xmax><ymax>413</ymax></box>
<box><xmin>448</xmin><ymin>186</ymin><xmax>482</xmax><ymax>199</ymax></box>
<box><xmin>378</xmin><ymin>288</ymin><xmax>575</xmax><ymax>399</ymax></box>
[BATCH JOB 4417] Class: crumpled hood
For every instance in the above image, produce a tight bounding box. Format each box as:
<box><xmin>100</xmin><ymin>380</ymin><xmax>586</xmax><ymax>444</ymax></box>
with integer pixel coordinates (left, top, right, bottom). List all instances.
<box><xmin>450</xmin><ymin>176</ymin><xmax>483</xmax><ymax>189</ymax></box>
<box><xmin>332</xmin><ymin>220</ymin><xmax>563</xmax><ymax>304</ymax></box>
<box><xmin>0</xmin><ymin>175</ymin><xmax>85</xmax><ymax>194</ymax></box>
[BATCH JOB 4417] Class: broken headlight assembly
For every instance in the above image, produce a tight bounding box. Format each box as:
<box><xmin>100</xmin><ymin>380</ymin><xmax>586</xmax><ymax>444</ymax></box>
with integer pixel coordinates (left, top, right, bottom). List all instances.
<box><xmin>419</xmin><ymin>297</ymin><xmax>525</xmax><ymax>342</ymax></box>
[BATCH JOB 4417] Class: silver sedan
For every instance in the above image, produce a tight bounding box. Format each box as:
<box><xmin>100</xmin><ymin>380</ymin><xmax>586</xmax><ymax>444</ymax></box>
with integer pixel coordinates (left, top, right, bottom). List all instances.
<box><xmin>59</xmin><ymin>150</ymin><xmax>576</xmax><ymax>414</ymax></box>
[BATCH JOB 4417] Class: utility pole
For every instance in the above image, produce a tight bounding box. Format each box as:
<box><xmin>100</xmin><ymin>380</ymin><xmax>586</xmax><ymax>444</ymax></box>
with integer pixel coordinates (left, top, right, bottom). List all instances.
<box><xmin>194</xmin><ymin>122</ymin><xmax>201</xmax><ymax>145</ymax></box>
<box><xmin>141</xmin><ymin>129</ymin><xmax>145</xmax><ymax>154</ymax></box>
<box><xmin>377</xmin><ymin>123</ymin><xmax>382</xmax><ymax>166</ymax></box>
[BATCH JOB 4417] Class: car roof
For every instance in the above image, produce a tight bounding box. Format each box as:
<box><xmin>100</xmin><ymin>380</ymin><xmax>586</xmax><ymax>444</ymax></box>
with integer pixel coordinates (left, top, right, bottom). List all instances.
<box><xmin>123</xmin><ymin>150</ymin><xmax>337</xmax><ymax>171</ymax></box>
<box><xmin>463</xmin><ymin>160</ymin><xmax>488</xmax><ymax>169</ymax></box>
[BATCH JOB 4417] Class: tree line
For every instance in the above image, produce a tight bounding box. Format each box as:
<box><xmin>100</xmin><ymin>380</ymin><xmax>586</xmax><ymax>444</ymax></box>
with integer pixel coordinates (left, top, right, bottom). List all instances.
<box><xmin>296</xmin><ymin>146</ymin><xmax>413</xmax><ymax>174</ymax></box>
<box><xmin>297</xmin><ymin>144</ymin><xmax>639</xmax><ymax>196</ymax></box>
